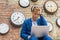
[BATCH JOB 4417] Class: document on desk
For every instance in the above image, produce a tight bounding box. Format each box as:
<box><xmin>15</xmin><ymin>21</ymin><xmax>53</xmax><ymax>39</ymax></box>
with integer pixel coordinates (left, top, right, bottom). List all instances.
<box><xmin>31</xmin><ymin>26</ymin><xmax>49</xmax><ymax>37</ymax></box>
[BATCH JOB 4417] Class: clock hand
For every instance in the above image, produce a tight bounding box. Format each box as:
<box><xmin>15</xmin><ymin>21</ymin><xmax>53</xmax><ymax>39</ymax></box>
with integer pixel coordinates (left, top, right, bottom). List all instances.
<box><xmin>23</xmin><ymin>1</ymin><xmax>28</xmax><ymax>5</ymax></box>
<box><xmin>14</xmin><ymin>17</ymin><xmax>20</xmax><ymax>21</ymax></box>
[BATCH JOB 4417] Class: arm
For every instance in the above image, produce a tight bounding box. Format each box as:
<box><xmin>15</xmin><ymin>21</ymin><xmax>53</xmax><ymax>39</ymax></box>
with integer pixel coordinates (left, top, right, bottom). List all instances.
<box><xmin>20</xmin><ymin>20</ymin><xmax>29</xmax><ymax>40</ymax></box>
<box><xmin>40</xmin><ymin>14</ymin><xmax>47</xmax><ymax>25</ymax></box>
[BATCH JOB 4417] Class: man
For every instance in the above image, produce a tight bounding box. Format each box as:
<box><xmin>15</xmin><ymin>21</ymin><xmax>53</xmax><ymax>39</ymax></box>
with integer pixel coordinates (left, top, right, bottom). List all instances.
<box><xmin>20</xmin><ymin>4</ymin><xmax>52</xmax><ymax>40</ymax></box>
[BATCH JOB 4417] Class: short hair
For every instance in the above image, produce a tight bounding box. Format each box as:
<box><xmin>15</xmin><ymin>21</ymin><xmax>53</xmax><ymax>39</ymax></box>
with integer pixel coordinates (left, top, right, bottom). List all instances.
<box><xmin>31</xmin><ymin>4</ymin><xmax>40</xmax><ymax>12</ymax></box>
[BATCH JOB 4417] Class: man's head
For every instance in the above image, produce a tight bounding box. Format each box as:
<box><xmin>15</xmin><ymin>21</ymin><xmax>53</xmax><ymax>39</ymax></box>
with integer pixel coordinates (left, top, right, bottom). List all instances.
<box><xmin>31</xmin><ymin>4</ymin><xmax>41</xmax><ymax>21</ymax></box>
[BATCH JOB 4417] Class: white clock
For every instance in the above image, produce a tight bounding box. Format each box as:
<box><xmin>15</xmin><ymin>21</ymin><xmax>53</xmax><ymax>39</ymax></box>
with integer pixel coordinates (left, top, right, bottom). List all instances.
<box><xmin>56</xmin><ymin>18</ymin><xmax>60</xmax><ymax>27</ymax></box>
<box><xmin>18</xmin><ymin>0</ymin><xmax>30</xmax><ymax>8</ymax></box>
<box><xmin>10</xmin><ymin>11</ymin><xmax>25</xmax><ymax>26</ymax></box>
<box><xmin>0</xmin><ymin>23</ymin><xmax>9</xmax><ymax>34</ymax></box>
<box><xmin>47</xmin><ymin>21</ymin><xmax>53</xmax><ymax>32</ymax></box>
<box><xmin>44</xmin><ymin>0</ymin><xmax>58</xmax><ymax>14</ymax></box>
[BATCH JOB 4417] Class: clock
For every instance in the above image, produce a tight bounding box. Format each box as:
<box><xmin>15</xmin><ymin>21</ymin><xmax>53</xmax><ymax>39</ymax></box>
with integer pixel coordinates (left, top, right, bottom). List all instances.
<box><xmin>0</xmin><ymin>23</ymin><xmax>9</xmax><ymax>34</ymax></box>
<box><xmin>31</xmin><ymin>0</ymin><xmax>38</xmax><ymax>2</ymax></box>
<box><xmin>47</xmin><ymin>21</ymin><xmax>53</xmax><ymax>32</ymax></box>
<box><xmin>10</xmin><ymin>11</ymin><xmax>25</xmax><ymax>26</ymax></box>
<box><xmin>18</xmin><ymin>0</ymin><xmax>30</xmax><ymax>8</ymax></box>
<box><xmin>44</xmin><ymin>0</ymin><xmax>58</xmax><ymax>14</ymax></box>
<box><xmin>56</xmin><ymin>18</ymin><xmax>60</xmax><ymax>27</ymax></box>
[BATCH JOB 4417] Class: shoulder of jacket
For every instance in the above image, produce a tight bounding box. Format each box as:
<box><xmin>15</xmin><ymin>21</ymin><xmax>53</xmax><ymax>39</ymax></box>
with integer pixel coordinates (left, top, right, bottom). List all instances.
<box><xmin>24</xmin><ymin>18</ymin><xmax>31</xmax><ymax>22</ymax></box>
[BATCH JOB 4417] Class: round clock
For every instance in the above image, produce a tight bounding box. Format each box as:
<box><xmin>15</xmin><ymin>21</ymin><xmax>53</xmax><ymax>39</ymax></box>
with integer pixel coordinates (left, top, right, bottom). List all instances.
<box><xmin>31</xmin><ymin>0</ymin><xmax>38</xmax><ymax>2</ymax></box>
<box><xmin>56</xmin><ymin>18</ymin><xmax>60</xmax><ymax>27</ymax></box>
<box><xmin>18</xmin><ymin>0</ymin><xmax>30</xmax><ymax>8</ymax></box>
<box><xmin>47</xmin><ymin>21</ymin><xmax>53</xmax><ymax>32</ymax></box>
<box><xmin>10</xmin><ymin>11</ymin><xmax>25</xmax><ymax>26</ymax></box>
<box><xmin>44</xmin><ymin>0</ymin><xmax>58</xmax><ymax>14</ymax></box>
<box><xmin>0</xmin><ymin>23</ymin><xmax>9</xmax><ymax>34</ymax></box>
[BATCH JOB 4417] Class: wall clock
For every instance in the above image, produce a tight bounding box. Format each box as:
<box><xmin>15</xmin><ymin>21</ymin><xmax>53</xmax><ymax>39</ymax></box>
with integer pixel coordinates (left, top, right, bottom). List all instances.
<box><xmin>10</xmin><ymin>11</ymin><xmax>25</xmax><ymax>26</ymax></box>
<box><xmin>31</xmin><ymin>0</ymin><xmax>38</xmax><ymax>2</ymax></box>
<box><xmin>44</xmin><ymin>0</ymin><xmax>58</xmax><ymax>14</ymax></box>
<box><xmin>56</xmin><ymin>18</ymin><xmax>60</xmax><ymax>27</ymax></box>
<box><xmin>47</xmin><ymin>21</ymin><xmax>53</xmax><ymax>32</ymax></box>
<box><xmin>0</xmin><ymin>23</ymin><xmax>9</xmax><ymax>34</ymax></box>
<box><xmin>18</xmin><ymin>0</ymin><xmax>30</xmax><ymax>8</ymax></box>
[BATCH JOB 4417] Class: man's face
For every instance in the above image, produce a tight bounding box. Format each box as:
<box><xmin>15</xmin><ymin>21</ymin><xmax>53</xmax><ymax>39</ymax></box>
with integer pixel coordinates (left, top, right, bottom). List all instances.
<box><xmin>32</xmin><ymin>7</ymin><xmax>40</xmax><ymax>19</ymax></box>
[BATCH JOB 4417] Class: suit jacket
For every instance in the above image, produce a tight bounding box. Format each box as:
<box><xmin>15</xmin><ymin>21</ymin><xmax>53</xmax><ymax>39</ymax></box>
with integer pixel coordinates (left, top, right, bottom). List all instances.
<box><xmin>20</xmin><ymin>15</ymin><xmax>47</xmax><ymax>40</ymax></box>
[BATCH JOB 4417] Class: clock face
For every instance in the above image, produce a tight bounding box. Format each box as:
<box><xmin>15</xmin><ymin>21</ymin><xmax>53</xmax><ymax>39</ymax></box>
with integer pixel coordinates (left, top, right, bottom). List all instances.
<box><xmin>19</xmin><ymin>0</ymin><xmax>30</xmax><ymax>8</ymax></box>
<box><xmin>0</xmin><ymin>23</ymin><xmax>9</xmax><ymax>34</ymax></box>
<box><xmin>44</xmin><ymin>1</ymin><xmax>58</xmax><ymax>14</ymax></box>
<box><xmin>10</xmin><ymin>11</ymin><xmax>25</xmax><ymax>26</ymax></box>
<box><xmin>47</xmin><ymin>22</ymin><xmax>53</xmax><ymax>32</ymax></box>
<box><xmin>56</xmin><ymin>18</ymin><xmax>60</xmax><ymax>27</ymax></box>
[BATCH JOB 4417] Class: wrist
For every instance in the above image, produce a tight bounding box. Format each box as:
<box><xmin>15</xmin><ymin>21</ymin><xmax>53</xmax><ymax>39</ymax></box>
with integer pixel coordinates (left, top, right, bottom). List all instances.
<box><xmin>40</xmin><ymin>14</ymin><xmax>43</xmax><ymax>17</ymax></box>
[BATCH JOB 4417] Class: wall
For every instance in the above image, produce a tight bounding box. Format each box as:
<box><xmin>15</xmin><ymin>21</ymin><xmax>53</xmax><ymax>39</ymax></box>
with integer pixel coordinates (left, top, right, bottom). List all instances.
<box><xmin>0</xmin><ymin>0</ymin><xmax>60</xmax><ymax>40</ymax></box>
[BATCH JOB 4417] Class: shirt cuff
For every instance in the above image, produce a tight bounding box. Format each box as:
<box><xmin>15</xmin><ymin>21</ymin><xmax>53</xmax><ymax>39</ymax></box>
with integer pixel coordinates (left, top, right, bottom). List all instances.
<box><xmin>28</xmin><ymin>36</ymin><xmax>31</xmax><ymax>39</ymax></box>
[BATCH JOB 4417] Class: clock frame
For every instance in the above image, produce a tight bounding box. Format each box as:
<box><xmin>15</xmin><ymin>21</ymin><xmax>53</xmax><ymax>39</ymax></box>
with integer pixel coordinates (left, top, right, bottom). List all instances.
<box><xmin>44</xmin><ymin>0</ymin><xmax>58</xmax><ymax>15</ymax></box>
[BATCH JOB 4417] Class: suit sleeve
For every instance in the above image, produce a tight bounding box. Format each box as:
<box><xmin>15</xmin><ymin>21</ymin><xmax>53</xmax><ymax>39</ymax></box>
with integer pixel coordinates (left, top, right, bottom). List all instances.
<box><xmin>20</xmin><ymin>20</ymin><xmax>29</xmax><ymax>40</ymax></box>
<box><xmin>40</xmin><ymin>15</ymin><xmax>47</xmax><ymax>25</ymax></box>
